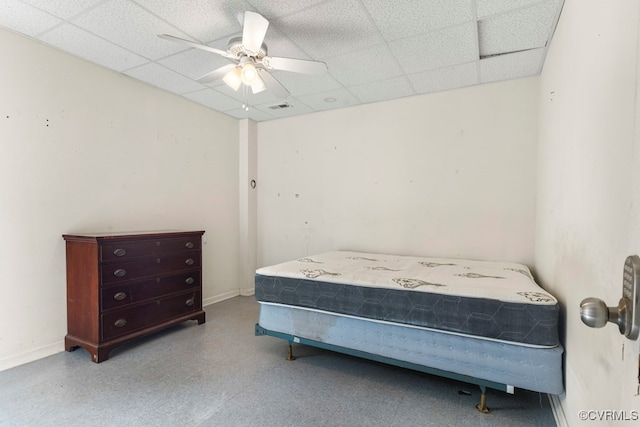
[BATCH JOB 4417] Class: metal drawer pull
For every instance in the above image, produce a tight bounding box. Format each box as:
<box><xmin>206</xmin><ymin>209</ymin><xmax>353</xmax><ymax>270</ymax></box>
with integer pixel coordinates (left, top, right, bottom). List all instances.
<box><xmin>113</xmin><ymin>292</ymin><xmax>127</xmax><ymax>301</ymax></box>
<box><xmin>113</xmin><ymin>248</ymin><xmax>127</xmax><ymax>257</ymax></box>
<box><xmin>185</xmin><ymin>242</ymin><xmax>195</xmax><ymax>249</ymax></box>
<box><xmin>185</xmin><ymin>258</ymin><xmax>194</xmax><ymax>266</ymax></box>
<box><xmin>113</xmin><ymin>269</ymin><xmax>127</xmax><ymax>277</ymax></box>
<box><xmin>185</xmin><ymin>277</ymin><xmax>195</xmax><ymax>285</ymax></box>
<box><xmin>185</xmin><ymin>298</ymin><xmax>194</xmax><ymax>307</ymax></box>
<box><xmin>114</xmin><ymin>319</ymin><xmax>127</xmax><ymax>328</ymax></box>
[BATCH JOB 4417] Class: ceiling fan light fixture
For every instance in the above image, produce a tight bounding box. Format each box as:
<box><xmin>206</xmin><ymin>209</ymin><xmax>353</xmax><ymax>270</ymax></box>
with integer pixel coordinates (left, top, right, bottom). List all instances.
<box><xmin>240</xmin><ymin>62</ymin><xmax>258</xmax><ymax>85</ymax></box>
<box><xmin>250</xmin><ymin>74</ymin><xmax>266</xmax><ymax>94</ymax></box>
<box><xmin>223</xmin><ymin>66</ymin><xmax>242</xmax><ymax>91</ymax></box>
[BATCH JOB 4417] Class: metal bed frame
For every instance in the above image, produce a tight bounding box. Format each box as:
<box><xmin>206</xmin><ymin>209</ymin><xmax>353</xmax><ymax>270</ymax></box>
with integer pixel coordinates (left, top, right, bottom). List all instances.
<box><xmin>255</xmin><ymin>324</ymin><xmax>513</xmax><ymax>413</ymax></box>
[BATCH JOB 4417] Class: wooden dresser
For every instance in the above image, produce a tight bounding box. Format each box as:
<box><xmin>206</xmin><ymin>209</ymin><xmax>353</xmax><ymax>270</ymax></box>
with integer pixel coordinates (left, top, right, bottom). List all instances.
<box><xmin>62</xmin><ymin>230</ymin><xmax>206</xmax><ymax>362</ymax></box>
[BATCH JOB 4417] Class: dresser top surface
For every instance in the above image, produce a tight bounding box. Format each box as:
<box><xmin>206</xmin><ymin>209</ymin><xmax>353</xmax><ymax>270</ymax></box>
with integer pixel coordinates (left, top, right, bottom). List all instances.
<box><xmin>63</xmin><ymin>230</ymin><xmax>205</xmax><ymax>242</ymax></box>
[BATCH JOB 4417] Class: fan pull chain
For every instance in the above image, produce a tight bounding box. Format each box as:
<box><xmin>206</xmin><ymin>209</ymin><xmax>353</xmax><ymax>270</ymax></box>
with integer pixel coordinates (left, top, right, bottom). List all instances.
<box><xmin>242</xmin><ymin>84</ymin><xmax>249</xmax><ymax>112</ymax></box>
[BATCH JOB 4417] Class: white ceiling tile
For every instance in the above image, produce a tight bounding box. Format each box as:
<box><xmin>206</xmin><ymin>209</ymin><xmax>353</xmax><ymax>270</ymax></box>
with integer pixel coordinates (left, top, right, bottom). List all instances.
<box><xmin>247</xmin><ymin>0</ymin><xmax>329</xmax><ymax>18</ymax></box>
<box><xmin>274</xmin><ymin>0</ymin><xmax>383</xmax><ymax>59</ymax></box>
<box><xmin>478</xmin><ymin>0</ymin><xmax>562</xmax><ymax>56</ymax></box>
<box><xmin>183</xmin><ymin>88</ymin><xmax>244</xmax><ymax>111</ymax></box>
<box><xmin>260</xmin><ymin>26</ymin><xmax>312</xmax><ymax>61</ymax></box>
<box><xmin>157</xmin><ymin>41</ymin><xmax>234</xmax><ymax>81</ymax></box>
<box><xmin>71</xmin><ymin>0</ymin><xmax>192</xmax><ymax>60</ymax></box>
<box><xmin>225</xmin><ymin>106</ymin><xmax>275</xmax><ymax>121</ymax></box>
<box><xmin>20</xmin><ymin>0</ymin><xmax>103</xmax><ymax>19</ymax></box>
<box><xmin>269</xmin><ymin>72</ymin><xmax>342</xmax><ymax>97</ymax></box>
<box><xmin>479</xmin><ymin>48</ymin><xmax>546</xmax><ymax>83</ymax></box>
<box><xmin>349</xmin><ymin>77</ymin><xmax>415</xmax><ymax>104</ymax></box>
<box><xmin>390</xmin><ymin>22</ymin><xmax>479</xmax><ymax>74</ymax></box>
<box><xmin>296</xmin><ymin>87</ymin><xmax>359</xmax><ymax>111</ymax></box>
<box><xmin>362</xmin><ymin>0</ymin><xmax>475</xmax><ymax>41</ymax></box>
<box><xmin>39</xmin><ymin>24</ymin><xmax>148</xmax><ymax>71</ymax></box>
<box><xmin>254</xmin><ymin>98</ymin><xmax>314</xmax><ymax>118</ymax></box>
<box><xmin>476</xmin><ymin>0</ymin><xmax>551</xmax><ymax>19</ymax></box>
<box><xmin>124</xmin><ymin>62</ymin><xmax>204</xmax><ymax>94</ymax></box>
<box><xmin>0</xmin><ymin>0</ymin><xmax>61</xmax><ymax>37</ymax></box>
<box><xmin>408</xmin><ymin>62</ymin><xmax>479</xmax><ymax>94</ymax></box>
<box><xmin>134</xmin><ymin>0</ymin><xmax>244</xmax><ymax>42</ymax></box>
<box><xmin>325</xmin><ymin>44</ymin><xmax>403</xmax><ymax>87</ymax></box>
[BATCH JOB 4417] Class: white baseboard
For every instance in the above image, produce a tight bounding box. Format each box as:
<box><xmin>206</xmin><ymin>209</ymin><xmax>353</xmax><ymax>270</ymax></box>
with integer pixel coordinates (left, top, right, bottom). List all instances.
<box><xmin>202</xmin><ymin>288</ymin><xmax>254</xmax><ymax>306</ymax></box>
<box><xmin>202</xmin><ymin>289</ymin><xmax>240</xmax><ymax>307</ymax></box>
<box><xmin>1</xmin><ymin>290</ymin><xmax>250</xmax><ymax>373</ymax></box>
<box><xmin>203</xmin><ymin>289</ymin><xmax>241</xmax><ymax>306</ymax></box>
<box><xmin>0</xmin><ymin>341</ymin><xmax>63</xmax><ymax>373</ymax></box>
<box><xmin>548</xmin><ymin>394</ymin><xmax>568</xmax><ymax>427</ymax></box>
<box><xmin>239</xmin><ymin>287</ymin><xmax>255</xmax><ymax>296</ymax></box>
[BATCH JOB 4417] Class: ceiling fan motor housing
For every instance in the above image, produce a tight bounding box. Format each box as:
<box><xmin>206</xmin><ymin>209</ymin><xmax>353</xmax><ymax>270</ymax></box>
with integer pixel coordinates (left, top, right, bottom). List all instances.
<box><xmin>227</xmin><ymin>36</ymin><xmax>267</xmax><ymax>59</ymax></box>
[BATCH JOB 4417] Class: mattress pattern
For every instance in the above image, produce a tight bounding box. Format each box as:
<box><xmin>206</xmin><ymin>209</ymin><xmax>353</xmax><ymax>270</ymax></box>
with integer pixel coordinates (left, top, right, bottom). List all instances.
<box><xmin>255</xmin><ymin>251</ymin><xmax>559</xmax><ymax>347</ymax></box>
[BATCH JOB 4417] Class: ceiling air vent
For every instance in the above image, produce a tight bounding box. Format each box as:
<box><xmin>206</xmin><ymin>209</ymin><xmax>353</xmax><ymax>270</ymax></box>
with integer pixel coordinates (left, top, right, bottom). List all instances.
<box><xmin>269</xmin><ymin>102</ymin><xmax>292</xmax><ymax>110</ymax></box>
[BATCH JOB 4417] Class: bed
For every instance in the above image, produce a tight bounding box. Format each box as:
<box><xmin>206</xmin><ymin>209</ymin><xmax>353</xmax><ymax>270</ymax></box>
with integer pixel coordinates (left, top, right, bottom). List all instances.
<box><xmin>254</xmin><ymin>251</ymin><xmax>564</xmax><ymax>412</ymax></box>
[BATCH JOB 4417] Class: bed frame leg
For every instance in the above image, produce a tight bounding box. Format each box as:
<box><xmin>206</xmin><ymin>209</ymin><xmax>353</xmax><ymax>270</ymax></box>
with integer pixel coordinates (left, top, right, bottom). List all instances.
<box><xmin>286</xmin><ymin>342</ymin><xmax>297</xmax><ymax>361</ymax></box>
<box><xmin>475</xmin><ymin>386</ymin><xmax>490</xmax><ymax>413</ymax></box>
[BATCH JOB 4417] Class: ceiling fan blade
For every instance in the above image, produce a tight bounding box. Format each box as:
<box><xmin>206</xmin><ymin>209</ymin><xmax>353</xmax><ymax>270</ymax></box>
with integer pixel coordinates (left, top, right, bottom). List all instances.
<box><xmin>242</xmin><ymin>11</ymin><xmax>269</xmax><ymax>54</ymax></box>
<box><xmin>197</xmin><ymin>64</ymin><xmax>237</xmax><ymax>84</ymax></box>
<box><xmin>263</xmin><ymin>56</ymin><xmax>327</xmax><ymax>75</ymax></box>
<box><xmin>158</xmin><ymin>34</ymin><xmax>232</xmax><ymax>58</ymax></box>
<box><xmin>257</xmin><ymin>69</ymin><xmax>289</xmax><ymax>98</ymax></box>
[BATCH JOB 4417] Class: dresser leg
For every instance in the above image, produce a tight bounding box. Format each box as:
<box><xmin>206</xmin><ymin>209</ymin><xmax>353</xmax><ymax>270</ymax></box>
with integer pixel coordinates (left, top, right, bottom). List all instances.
<box><xmin>64</xmin><ymin>337</ymin><xmax>77</xmax><ymax>353</ymax></box>
<box><xmin>94</xmin><ymin>348</ymin><xmax>110</xmax><ymax>363</ymax></box>
<box><xmin>195</xmin><ymin>311</ymin><xmax>206</xmax><ymax>325</ymax></box>
<box><xmin>65</xmin><ymin>336</ymin><xmax>109</xmax><ymax>363</ymax></box>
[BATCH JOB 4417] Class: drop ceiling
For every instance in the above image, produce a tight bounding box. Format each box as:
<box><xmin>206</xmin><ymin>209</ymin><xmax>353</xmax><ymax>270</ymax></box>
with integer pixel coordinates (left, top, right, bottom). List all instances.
<box><xmin>0</xmin><ymin>0</ymin><xmax>564</xmax><ymax>122</ymax></box>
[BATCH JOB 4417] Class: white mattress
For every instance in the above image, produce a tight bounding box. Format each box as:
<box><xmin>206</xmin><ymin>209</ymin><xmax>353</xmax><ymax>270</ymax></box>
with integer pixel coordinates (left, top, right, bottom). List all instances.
<box><xmin>256</xmin><ymin>251</ymin><xmax>556</xmax><ymax>304</ymax></box>
<box><xmin>258</xmin><ymin>302</ymin><xmax>564</xmax><ymax>395</ymax></box>
<box><xmin>255</xmin><ymin>251</ymin><xmax>560</xmax><ymax>346</ymax></box>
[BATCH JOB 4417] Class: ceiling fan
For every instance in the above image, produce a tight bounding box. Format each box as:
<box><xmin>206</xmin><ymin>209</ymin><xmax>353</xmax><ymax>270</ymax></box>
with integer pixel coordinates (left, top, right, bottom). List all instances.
<box><xmin>159</xmin><ymin>11</ymin><xmax>328</xmax><ymax>99</ymax></box>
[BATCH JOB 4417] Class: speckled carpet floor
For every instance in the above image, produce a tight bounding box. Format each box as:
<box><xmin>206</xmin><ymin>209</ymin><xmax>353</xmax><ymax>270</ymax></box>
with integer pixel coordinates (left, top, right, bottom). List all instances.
<box><xmin>0</xmin><ymin>296</ymin><xmax>557</xmax><ymax>426</ymax></box>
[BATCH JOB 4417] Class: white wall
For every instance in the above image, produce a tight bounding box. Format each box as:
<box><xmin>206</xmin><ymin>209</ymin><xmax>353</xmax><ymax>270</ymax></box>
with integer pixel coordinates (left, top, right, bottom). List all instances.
<box><xmin>536</xmin><ymin>0</ymin><xmax>640</xmax><ymax>424</ymax></box>
<box><xmin>257</xmin><ymin>78</ymin><xmax>539</xmax><ymax>268</ymax></box>
<box><xmin>0</xmin><ymin>28</ymin><xmax>240</xmax><ymax>370</ymax></box>
<box><xmin>238</xmin><ymin>119</ymin><xmax>258</xmax><ymax>295</ymax></box>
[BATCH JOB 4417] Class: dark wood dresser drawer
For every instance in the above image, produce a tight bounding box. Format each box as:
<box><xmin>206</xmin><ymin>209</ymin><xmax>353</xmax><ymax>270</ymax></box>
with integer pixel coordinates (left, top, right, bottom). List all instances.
<box><xmin>101</xmin><ymin>252</ymin><xmax>201</xmax><ymax>284</ymax></box>
<box><xmin>102</xmin><ymin>290</ymin><xmax>201</xmax><ymax>340</ymax></box>
<box><xmin>100</xmin><ymin>236</ymin><xmax>201</xmax><ymax>261</ymax></box>
<box><xmin>101</xmin><ymin>271</ymin><xmax>201</xmax><ymax>310</ymax></box>
<box><xmin>63</xmin><ymin>230</ymin><xmax>205</xmax><ymax>363</ymax></box>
